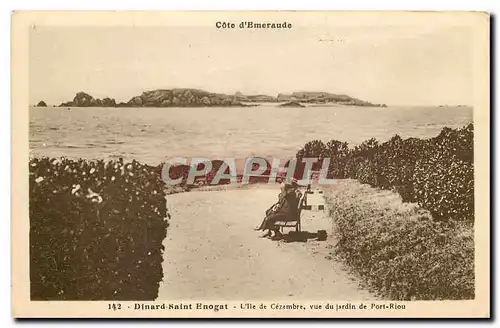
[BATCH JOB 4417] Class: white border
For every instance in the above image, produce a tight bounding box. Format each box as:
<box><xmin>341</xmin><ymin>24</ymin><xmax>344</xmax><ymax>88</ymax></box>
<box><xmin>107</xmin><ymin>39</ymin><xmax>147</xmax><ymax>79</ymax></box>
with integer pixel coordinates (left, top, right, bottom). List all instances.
<box><xmin>4</xmin><ymin>1</ymin><xmax>497</xmax><ymax>327</ymax></box>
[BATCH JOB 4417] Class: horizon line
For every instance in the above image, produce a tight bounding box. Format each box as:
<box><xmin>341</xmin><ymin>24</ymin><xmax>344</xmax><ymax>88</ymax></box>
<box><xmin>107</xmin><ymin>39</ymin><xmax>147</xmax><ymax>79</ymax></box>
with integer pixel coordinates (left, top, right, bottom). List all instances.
<box><xmin>30</xmin><ymin>87</ymin><xmax>473</xmax><ymax>108</ymax></box>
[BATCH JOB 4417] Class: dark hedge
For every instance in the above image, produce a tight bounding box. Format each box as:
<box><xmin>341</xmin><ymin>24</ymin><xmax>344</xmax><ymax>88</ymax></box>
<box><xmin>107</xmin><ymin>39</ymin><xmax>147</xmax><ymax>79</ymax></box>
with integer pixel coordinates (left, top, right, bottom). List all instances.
<box><xmin>29</xmin><ymin>157</ymin><xmax>169</xmax><ymax>300</ymax></box>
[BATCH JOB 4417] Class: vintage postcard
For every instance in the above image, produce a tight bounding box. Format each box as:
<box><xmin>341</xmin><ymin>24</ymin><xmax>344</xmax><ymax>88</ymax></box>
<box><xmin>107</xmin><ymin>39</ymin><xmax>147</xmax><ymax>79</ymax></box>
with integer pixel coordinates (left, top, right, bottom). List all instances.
<box><xmin>12</xmin><ymin>11</ymin><xmax>490</xmax><ymax>318</ymax></box>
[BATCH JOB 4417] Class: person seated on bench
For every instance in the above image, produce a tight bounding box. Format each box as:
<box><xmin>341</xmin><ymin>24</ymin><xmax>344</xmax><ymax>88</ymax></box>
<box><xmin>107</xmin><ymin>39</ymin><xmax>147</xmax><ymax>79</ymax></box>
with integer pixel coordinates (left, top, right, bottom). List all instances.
<box><xmin>254</xmin><ymin>180</ymin><xmax>299</xmax><ymax>239</ymax></box>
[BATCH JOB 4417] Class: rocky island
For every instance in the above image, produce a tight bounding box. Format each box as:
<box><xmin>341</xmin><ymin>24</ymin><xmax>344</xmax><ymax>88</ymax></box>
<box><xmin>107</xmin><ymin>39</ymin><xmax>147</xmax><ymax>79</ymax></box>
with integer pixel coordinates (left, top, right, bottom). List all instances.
<box><xmin>123</xmin><ymin>89</ymin><xmax>257</xmax><ymax>107</ymax></box>
<box><xmin>60</xmin><ymin>90</ymin><xmax>255</xmax><ymax>108</ymax></box>
<box><xmin>60</xmin><ymin>92</ymin><xmax>117</xmax><ymax>107</ymax></box>
<box><xmin>278</xmin><ymin>92</ymin><xmax>386</xmax><ymax>107</ymax></box>
<box><xmin>58</xmin><ymin>89</ymin><xmax>386</xmax><ymax>108</ymax></box>
<box><xmin>36</xmin><ymin>101</ymin><xmax>47</xmax><ymax>107</ymax></box>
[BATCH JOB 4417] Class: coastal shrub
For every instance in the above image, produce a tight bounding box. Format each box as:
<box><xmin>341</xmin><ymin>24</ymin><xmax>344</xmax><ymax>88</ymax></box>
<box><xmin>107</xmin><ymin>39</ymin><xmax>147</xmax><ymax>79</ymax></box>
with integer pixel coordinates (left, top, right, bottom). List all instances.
<box><xmin>296</xmin><ymin>140</ymin><xmax>327</xmax><ymax>172</ymax></box>
<box><xmin>29</xmin><ymin>157</ymin><xmax>169</xmax><ymax>300</ymax></box>
<box><xmin>326</xmin><ymin>184</ymin><xmax>474</xmax><ymax>300</ymax></box>
<box><xmin>413</xmin><ymin>151</ymin><xmax>474</xmax><ymax>222</ymax></box>
<box><xmin>324</xmin><ymin>140</ymin><xmax>349</xmax><ymax>178</ymax></box>
<box><xmin>296</xmin><ymin>123</ymin><xmax>474</xmax><ymax>222</ymax></box>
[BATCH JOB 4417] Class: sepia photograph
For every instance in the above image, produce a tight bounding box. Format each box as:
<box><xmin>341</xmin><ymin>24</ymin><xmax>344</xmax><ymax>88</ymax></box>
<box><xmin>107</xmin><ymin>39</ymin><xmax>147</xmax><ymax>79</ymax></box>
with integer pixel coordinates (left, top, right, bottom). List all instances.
<box><xmin>12</xmin><ymin>11</ymin><xmax>490</xmax><ymax>318</ymax></box>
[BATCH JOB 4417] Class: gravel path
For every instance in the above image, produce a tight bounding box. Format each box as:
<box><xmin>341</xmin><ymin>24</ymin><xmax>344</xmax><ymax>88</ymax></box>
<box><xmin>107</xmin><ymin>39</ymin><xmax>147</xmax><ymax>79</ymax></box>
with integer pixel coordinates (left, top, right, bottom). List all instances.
<box><xmin>158</xmin><ymin>185</ymin><xmax>376</xmax><ymax>300</ymax></box>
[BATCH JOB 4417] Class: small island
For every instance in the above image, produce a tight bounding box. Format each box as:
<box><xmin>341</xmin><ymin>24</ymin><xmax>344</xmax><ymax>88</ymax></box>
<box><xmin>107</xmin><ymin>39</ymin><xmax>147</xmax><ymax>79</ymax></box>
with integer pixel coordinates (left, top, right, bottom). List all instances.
<box><xmin>36</xmin><ymin>100</ymin><xmax>47</xmax><ymax>107</ymax></box>
<box><xmin>278</xmin><ymin>92</ymin><xmax>386</xmax><ymax>107</ymax></box>
<box><xmin>60</xmin><ymin>92</ymin><xmax>117</xmax><ymax>107</ymax></box>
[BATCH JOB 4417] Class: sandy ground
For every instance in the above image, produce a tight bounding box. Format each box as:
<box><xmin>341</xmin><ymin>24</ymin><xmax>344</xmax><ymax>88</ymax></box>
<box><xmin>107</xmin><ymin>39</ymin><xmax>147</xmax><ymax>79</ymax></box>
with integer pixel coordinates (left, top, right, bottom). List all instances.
<box><xmin>157</xmin><ymin>184</ymin><xmax>376</xmax><ymax>300</ymax></box>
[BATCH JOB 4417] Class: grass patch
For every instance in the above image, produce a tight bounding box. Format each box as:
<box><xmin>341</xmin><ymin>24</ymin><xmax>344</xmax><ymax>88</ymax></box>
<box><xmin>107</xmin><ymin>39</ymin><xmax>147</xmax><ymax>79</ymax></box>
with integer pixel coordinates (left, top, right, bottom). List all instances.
<box><xmin>325</xmin><ymin>180</ymin><xmax>474</xmax><ymax>300</ymax></box>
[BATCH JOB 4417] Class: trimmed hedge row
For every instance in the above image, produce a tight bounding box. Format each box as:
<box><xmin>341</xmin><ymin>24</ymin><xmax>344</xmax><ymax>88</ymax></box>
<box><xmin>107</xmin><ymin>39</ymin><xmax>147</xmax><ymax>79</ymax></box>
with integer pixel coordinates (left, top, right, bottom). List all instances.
<box><xmin>326</xmin><ymin>184</ymin><xmax>474</xmax><ymax>300</ymax></box>
<box><xmin>29</xmin><ymin>157</ymin><xmax>169</xmax><ymax>300</ymax></box>
<box><xmin>296</xmin><ymin>123</ymin><xmax>474</xmax><ymax>223</ymax></box>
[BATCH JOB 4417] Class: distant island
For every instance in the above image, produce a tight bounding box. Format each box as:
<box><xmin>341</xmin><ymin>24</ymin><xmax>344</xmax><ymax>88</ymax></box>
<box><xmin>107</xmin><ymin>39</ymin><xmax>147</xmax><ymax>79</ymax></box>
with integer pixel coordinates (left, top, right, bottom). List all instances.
<box><xmin>439</xmin><ymin>104</ymin><xmax>468</xmax><ymax>108</ymax></box>
<box><xmin>59</xmin><ymin>90</ymin><xmax>256</xmax><ymax>108</ymax></box>
<box><xmin>57</xmin><ymin>89</ymin><xmax>387</xmax><ymax>108</ymax></box>
<box><xmin>277</xmin><ymin>92</ymin><xmax>387</xmax><ymax>107</ymax></box>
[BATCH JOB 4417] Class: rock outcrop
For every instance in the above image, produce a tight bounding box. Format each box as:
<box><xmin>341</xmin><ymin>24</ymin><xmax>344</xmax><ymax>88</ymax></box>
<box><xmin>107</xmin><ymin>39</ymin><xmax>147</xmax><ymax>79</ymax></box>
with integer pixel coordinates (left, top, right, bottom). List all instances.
<box><xmin>59</xmin><ymin>92</ymin><xmax>117</xmax><ymax>107</ymax></box>
<box><xmin>36</xmin><ymin>101</ymin><xmax>47</xmax><ymax>107</ymax></box>
<box><xmin>125</xmin><ymin>89</ymin><xmax>254</xmax><ymax>107</ymax></box>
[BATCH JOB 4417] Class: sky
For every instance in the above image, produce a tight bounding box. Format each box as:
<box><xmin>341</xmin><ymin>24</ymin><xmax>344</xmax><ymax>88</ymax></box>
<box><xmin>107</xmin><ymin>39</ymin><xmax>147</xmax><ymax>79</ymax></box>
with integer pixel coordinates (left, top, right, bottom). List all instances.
<box><xmin>29</xmin><ymin>21</ymin><xmax>474</xmax><ymax>106</ymax></box>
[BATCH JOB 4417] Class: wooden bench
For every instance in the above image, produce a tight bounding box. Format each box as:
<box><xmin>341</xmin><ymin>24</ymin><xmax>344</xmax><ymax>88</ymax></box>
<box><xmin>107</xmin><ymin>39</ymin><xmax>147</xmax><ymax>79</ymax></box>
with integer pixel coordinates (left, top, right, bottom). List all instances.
<box><xmin>274</xmin><ymin>190</ymin><xmax>307</xmax><ymax>233</ymax></box>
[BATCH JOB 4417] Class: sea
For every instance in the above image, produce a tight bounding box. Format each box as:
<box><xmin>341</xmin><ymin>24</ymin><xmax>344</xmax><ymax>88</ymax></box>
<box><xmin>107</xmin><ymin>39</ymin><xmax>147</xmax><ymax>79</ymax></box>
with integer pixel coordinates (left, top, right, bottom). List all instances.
<box><xmin>29</xmin><ymin>105</ymin><xmax>473</xmax><ymax>166</ymax></box>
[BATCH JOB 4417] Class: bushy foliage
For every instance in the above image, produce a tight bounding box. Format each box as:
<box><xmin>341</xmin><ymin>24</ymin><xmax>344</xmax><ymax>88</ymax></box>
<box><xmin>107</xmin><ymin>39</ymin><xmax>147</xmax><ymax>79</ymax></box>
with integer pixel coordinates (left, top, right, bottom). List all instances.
<box><xmin>296</xmin><ymin>124</ymin><xmax>474</xmax><ymax>222</ymax></box>
<box><xmin>324</xmin><ymin>140</ymin><xmax>350</xmax><ymax>178</ymax></box>
<box><xmin>296</xmin><ymin>140</ymin><xmax>327</xmax><ymax>172</ymax></box>
<box><xmin>326</xmin><ymin>186</ymin><xmax>474</xmax><ymax>300</ymax></box>
<box><xmin>29</xmin><ymin>157</ymin><xmax>169</xmax><ymax>300</ymax></box>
